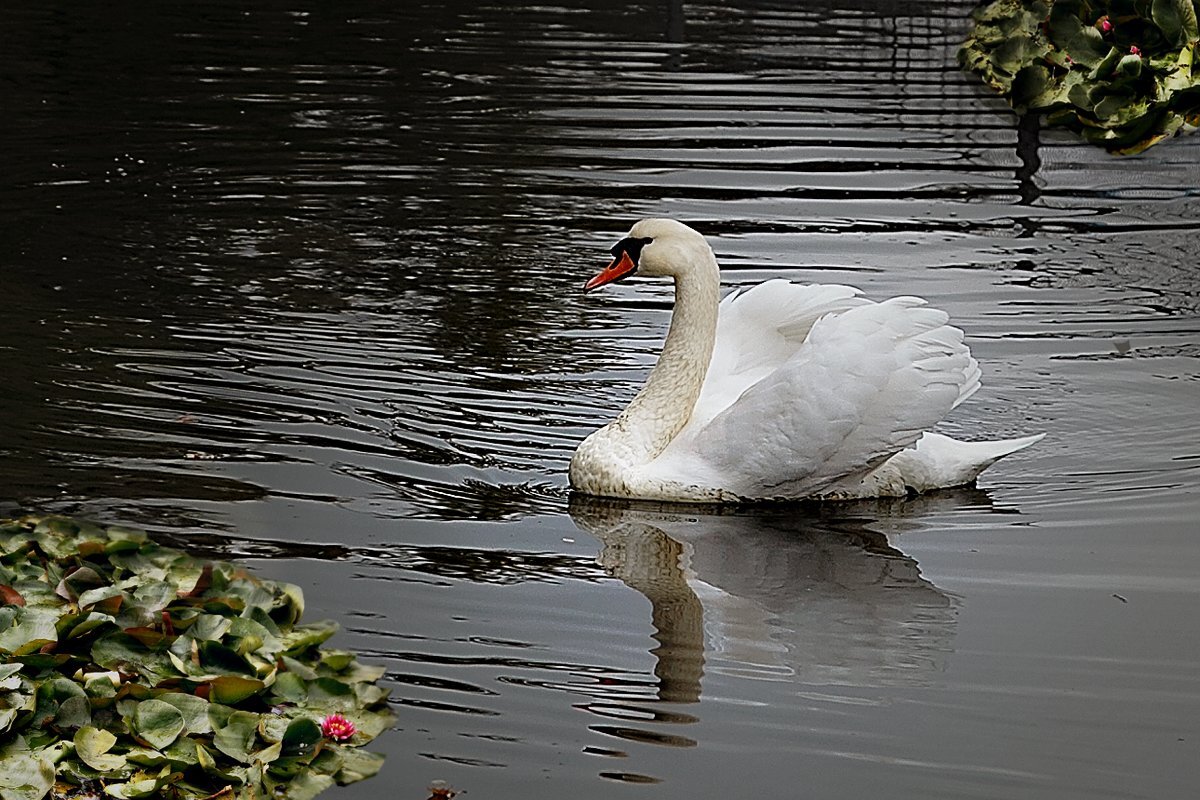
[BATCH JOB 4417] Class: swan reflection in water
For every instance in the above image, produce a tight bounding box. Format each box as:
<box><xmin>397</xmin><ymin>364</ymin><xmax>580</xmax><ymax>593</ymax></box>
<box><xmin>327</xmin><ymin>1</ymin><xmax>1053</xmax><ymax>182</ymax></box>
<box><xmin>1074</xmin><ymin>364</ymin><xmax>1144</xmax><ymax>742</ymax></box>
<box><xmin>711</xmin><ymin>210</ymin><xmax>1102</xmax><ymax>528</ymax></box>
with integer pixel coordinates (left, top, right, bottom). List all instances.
<box><xmin>569</xmin><ymin>491</ymin><xmax>995</xmax><ymax>705</ymax></box>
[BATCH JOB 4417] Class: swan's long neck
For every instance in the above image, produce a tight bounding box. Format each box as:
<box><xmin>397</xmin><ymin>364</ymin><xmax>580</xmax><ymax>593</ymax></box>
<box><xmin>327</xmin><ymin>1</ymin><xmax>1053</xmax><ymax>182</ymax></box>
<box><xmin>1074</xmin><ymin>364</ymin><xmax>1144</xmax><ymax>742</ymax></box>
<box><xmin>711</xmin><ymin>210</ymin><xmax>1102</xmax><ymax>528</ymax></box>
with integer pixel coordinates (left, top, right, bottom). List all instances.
<box><xmin>613</xmin><ymin>252</ymin><xmax>719</xmax><ymax>461</ymax></box>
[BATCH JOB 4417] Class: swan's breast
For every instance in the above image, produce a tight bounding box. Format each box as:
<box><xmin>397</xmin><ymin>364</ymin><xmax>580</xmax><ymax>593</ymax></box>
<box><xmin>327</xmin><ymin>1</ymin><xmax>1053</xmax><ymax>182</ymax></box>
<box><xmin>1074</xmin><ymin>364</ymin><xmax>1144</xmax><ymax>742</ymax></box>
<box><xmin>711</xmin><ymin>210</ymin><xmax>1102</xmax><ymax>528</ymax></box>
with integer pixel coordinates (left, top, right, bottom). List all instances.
<box><xmin>568</xmin><ymin>427</ymin><xmax>633</xmax><ymax>497</ymax></box>
<box><xmin>570</xmin><ymin>425</ymin><xmax>736</xmax><ymax>502</ymax></box>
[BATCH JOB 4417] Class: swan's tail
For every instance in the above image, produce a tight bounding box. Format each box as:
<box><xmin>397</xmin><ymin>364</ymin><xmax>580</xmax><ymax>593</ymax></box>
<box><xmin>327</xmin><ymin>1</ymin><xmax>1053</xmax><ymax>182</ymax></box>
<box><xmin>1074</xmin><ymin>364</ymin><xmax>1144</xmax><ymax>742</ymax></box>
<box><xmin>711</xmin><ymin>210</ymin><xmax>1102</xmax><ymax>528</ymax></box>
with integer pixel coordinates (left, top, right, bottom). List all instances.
<box><xmin>904</xmin><ymin>431</ymin><xmax>1045</xmax><ymax>490</ymax></box>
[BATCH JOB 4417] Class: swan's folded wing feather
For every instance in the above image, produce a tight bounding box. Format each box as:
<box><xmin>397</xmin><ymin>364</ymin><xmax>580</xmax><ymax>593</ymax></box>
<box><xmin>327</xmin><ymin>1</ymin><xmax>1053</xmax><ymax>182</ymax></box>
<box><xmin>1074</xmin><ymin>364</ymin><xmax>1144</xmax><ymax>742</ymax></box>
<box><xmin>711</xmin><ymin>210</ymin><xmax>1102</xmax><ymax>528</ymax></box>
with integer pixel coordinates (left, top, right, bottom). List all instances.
<box><xmin>691</xmin><ymin>280</ymin><xmax>870</xmax><ymax>429</ymax></box>
<box><xmin>676</xmin><ymin>297</ymin><xmax>978</xmax><ymax>499</ymax></box>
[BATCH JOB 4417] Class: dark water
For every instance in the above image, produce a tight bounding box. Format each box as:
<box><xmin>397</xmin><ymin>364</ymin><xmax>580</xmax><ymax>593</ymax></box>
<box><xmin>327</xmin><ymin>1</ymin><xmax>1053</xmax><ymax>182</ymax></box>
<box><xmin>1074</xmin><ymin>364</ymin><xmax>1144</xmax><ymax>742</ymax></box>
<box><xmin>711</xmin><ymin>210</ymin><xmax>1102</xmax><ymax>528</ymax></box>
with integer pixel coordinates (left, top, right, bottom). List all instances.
<box><xmin>3</xmin><ymin>1</ymin><xmax>1199</xmax><ymax>797</ymax></box>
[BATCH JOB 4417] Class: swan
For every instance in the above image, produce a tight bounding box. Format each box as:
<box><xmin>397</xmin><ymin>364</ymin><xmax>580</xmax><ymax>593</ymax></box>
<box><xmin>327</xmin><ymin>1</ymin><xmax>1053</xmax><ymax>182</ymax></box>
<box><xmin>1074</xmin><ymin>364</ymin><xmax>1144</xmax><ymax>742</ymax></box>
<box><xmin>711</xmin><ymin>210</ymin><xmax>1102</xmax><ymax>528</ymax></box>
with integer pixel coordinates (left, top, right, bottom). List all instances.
<box><xmin>569</xmin><ymin>218</ymin><xmax>1042</xmax><ymax>503</ymax></box>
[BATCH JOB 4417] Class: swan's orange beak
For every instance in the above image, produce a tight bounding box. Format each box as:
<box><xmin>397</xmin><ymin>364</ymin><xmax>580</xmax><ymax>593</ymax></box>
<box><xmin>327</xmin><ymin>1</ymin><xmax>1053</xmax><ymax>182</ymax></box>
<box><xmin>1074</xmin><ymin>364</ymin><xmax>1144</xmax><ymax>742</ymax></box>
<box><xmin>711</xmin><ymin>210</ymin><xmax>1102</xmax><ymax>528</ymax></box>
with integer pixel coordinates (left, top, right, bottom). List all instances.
<box><xmin>584</xmin><ymin>250</ymin><xmax>636</xmax><ymax>292</ymax></box>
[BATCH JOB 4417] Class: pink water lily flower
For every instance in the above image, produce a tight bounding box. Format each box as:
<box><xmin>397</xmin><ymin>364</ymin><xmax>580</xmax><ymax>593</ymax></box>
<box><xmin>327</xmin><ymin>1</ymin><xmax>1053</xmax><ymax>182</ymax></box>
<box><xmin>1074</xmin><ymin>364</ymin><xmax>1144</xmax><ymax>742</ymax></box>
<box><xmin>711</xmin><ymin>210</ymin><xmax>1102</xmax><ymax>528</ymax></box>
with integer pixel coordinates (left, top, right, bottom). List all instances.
<box><xmin>1097</xmin><ymin>17</ymin><xmax>1113</xmax><ymax>33</ymax></box>
<box><xmin>320</xmin><ymin>713</ymin><xmax>356</xmax><ymax>742</ymax></box>
<box><xmin>1129</xmin><ymin>45</ymin><xmax>1142</xmax><ymax>57</ymax></box>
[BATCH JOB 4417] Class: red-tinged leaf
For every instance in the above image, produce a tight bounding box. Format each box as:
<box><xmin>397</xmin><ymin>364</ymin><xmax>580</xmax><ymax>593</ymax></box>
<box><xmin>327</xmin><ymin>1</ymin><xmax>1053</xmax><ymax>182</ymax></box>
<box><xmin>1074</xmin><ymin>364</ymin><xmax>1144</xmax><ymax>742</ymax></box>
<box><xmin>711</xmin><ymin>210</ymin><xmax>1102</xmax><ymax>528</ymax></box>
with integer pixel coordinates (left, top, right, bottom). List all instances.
<box><xmin>200</xmin><ymin>597</ymin><xmax>244</xmax><ymax>615</ymax></box>
<box><xmin>179</xmin><ymin>563</ymin><xmax>214</xmax><ymax>599</ymax></box>
<box><xmin>0</xmin><ymin>584</ymin><xmax>25</xmax><ymax>606</ymax></box>
<box><xmin>94</xmin><ymin>595</ymin><xmax>123</xmax><ymax>615</ymax></box>
<box><xmin>125</xmin><ymin>626</ymin><xmax>169</xmax><ymax>648</ymax></box>
<box><xmin>121</xmin><ymin>683</ymin><xmax>154</xmax><ymax>700</ymax></box>
<box><xmin>16</xmin><ymin>653</ymin><xmax>70</xmax><ymax>669</ymax></box>
<box><xmin>77</xmin><ymin>539</ymin><xmax>107</xmax><ymax>558</ymax></box>
<box><xmin>207</xmin><ymin>675</ymin><xmax>266</xmax><ymax>704</ymax></box>
<box><xmin>56</xmin><ymin>566</ymin><xmax>105</xmax><ymax>602</ymax></box>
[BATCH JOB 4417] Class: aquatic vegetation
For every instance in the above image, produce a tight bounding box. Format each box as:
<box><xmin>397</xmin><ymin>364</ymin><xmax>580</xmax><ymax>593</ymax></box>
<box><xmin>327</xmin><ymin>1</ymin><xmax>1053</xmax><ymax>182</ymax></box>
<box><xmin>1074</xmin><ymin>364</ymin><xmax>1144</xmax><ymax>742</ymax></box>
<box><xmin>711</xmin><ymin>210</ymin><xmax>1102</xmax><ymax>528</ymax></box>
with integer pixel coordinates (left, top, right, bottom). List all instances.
<box><xmin>960</xmin><ymin>0</ymin><xmax>1200</xmax><ymax>153</ymax></box>
<box><xmin>0</xmin><ymin>515</ymin><xmax>392</xmax><ymax>800</ymax></box>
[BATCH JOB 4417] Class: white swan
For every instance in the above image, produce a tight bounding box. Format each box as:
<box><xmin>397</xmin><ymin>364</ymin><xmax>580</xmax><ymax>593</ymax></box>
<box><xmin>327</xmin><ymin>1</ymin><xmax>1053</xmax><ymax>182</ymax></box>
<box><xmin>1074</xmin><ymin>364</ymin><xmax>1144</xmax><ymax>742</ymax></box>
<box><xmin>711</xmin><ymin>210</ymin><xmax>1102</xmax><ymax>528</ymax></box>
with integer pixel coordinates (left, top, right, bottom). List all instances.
<box><xmin>569</xmin><ymin>219</ymin><xmax>1042</xmax><ymax>503</ymax></box>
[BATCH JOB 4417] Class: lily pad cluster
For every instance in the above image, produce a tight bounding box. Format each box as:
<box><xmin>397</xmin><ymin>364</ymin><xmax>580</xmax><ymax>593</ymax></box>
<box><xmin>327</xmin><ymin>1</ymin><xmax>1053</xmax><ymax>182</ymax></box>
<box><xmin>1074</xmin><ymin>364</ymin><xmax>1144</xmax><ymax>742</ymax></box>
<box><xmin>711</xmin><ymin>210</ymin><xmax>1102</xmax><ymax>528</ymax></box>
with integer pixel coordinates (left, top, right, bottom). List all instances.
<box><xmin>0</xmin><ymin>515</ymin><xmax>393</xmax><ymax>800</ymax></box>
<box><xmin>960</xmin><ymin>0</ymin><xmax>1200</xmax><ymax>153</ymax></box>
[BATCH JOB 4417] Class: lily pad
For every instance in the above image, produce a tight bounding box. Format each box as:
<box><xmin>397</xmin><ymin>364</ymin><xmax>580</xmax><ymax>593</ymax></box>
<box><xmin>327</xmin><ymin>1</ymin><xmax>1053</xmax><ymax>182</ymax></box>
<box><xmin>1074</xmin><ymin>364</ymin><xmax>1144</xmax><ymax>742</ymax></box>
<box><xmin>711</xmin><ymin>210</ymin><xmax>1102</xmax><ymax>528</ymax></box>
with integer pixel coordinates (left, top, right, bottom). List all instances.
<box><xmin>335</xmin><ymin>747</ymin><xmax>386</xmax><ymax>783</ymax></box>
<box><xmin>961</xmin><ymin>0</ymin><xmax>1200</xmax><ymax>153</ymax></box>
<box><xmin>307</xmin><ymin>678</ymin><xmax>355</xmax><ymax>712</ymax></box>
<box><xmin>212</xmin><ymin>711</ymin><xmax>259</xmax><ymax>764</ymax></box>
<box><xmin>206</xmin><ymin>676</ymin><xmax>265</xmax><ymax>706</ymax></box>
<box><xmin>278</xmin><ymin>772</ymin><xmax>334</xmax><ymax>800</ymax></box>
<box><xmin>52</xmin><ymin>696</ymin><xmax>91</xmax><ymax>731</ymax></box>
<box><xmin>281</xmin><ymin>718</ymin><xmax>322</xmax><ymax>756</ymax></box>
<box><xmin>73</xmin><ymin>726</ymin><xmax>127</xmax><ymax>772</ymax></box>
<box><xmin>0</xmin><ymin>749</ymin><xmax>55</xmax><ymax>800</ymax></box>
<box><xmin>156</xmin><ymin>693</ymin><xmax>211</xmax><ymax>735</ymax></box>
<box><xmin>0</xmin><ymin>514</ymin><xmax>393</xmax><ymax>800</ymax></box>
<box><xmin>270</xmin><ymin>672</ymin><xmax>308</xmax><ymax>704</ymax></box>
<box><xmin>104</xmin><ymin>767</ymin><xmax>177</xmax><ymax>799</ymax></box>
<box><xmin>1153</xmin><ymin>0</ymin><xmax>1200</xmax><ymax>45</ymax></box>
<box><xmin>133</xmin><ymin>699</ymin><xmax>186</xmax><ymax>750</ymax></box>
<box><xmin>0</xmin><ymin>609</ymin><xmax>59</xmax><ymax>656</ymax></box>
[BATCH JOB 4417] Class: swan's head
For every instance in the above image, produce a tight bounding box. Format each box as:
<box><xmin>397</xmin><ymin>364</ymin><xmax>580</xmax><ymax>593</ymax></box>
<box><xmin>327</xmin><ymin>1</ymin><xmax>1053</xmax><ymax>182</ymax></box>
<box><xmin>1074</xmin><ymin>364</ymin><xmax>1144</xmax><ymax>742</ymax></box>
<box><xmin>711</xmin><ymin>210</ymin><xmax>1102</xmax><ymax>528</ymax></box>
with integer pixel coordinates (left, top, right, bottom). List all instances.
<box><xmin>584</xmin><ymin>218</ymin><xmax>713</xmax><ymax>292</ymax></box>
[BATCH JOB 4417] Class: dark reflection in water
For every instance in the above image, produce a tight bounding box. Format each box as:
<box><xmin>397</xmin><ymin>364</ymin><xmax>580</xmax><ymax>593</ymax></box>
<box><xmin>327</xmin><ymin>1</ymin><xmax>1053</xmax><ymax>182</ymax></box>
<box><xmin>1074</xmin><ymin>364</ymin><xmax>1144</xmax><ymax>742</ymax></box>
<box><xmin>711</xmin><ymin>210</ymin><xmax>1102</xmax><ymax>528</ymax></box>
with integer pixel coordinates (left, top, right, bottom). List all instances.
<box><xmin>1</xmin><ymin>1</ymin><xmax>650</xmax><ymax>511</ymax></box>
<box><xmin>571</xmin><ymin>493</ymin><xmax>965</xmax><ymax>706</ymax></box>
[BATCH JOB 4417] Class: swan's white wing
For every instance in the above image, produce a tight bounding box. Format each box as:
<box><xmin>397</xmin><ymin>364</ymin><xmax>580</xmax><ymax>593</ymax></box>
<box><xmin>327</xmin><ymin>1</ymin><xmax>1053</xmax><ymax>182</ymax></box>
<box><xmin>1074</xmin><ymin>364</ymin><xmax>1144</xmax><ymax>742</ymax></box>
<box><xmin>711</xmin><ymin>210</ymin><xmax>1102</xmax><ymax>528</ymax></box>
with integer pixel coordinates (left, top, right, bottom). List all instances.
<box><xmin>653</xmin><ymin>297</ymin><xmax>980</xmax><ymax>499</ymax></box>
<box><xmin>690</xmin><ymin>280</ymin><xmax>871</xmax><ymax>429</ymax></box>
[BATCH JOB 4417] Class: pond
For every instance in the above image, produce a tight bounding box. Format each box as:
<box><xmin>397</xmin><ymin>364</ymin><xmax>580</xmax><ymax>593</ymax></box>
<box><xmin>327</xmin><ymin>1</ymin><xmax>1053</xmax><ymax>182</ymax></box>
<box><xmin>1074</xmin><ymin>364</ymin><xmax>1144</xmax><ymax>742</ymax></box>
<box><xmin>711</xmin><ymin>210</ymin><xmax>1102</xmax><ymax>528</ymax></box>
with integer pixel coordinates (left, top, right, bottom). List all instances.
<box><xmin>2</xmin><ymin>1</ymin><xmax>1199</xmax><ymax>797</ymax></box>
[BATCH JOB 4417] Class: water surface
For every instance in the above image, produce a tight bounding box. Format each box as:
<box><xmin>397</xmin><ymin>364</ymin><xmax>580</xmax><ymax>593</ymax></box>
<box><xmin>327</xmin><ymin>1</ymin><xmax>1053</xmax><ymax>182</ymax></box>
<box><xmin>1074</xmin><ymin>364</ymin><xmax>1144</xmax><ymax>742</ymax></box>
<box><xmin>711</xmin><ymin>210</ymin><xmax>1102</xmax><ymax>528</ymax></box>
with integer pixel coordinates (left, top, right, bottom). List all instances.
<box><xmin>2</xmin><ymin>2</ymin><xmax>1199</xmax><ymax>798</ymax></box>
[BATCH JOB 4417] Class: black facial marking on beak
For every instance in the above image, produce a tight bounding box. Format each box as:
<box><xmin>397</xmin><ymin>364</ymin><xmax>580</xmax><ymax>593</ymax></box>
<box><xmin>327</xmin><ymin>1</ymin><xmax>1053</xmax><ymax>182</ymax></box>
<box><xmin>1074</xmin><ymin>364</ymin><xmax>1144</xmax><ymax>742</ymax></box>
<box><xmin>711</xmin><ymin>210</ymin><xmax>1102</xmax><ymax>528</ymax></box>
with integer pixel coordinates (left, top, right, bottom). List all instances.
<box><xmin>610</xmin><ymin>236</ymin><xmax>654</xmax><ymax>266</ymax></box>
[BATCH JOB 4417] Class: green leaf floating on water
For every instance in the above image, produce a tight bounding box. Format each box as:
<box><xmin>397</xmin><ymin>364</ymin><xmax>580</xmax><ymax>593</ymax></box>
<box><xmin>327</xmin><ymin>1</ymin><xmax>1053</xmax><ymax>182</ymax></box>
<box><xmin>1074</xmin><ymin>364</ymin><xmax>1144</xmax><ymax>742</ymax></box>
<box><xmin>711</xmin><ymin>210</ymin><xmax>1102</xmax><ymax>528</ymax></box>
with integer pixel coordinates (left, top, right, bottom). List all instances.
<box><xmin>208</xmin><ymin>675</ymin><xmax>267</xmax><ymax>705</ymax></box>
<box><xmin>281</xmin><ymin>717</ymin><xmax>323</xmax><ymax>756</ymax></box>
<box><xmin>0</xmin><ymin>745</ymin><xmax>55</xmax><ymax>800</ymax></box>
<box><xmin>156</xmin><ymin>692</ymin><xmax>212</xmax><ymax>735</ymax></box>
<box><xmin>960</xmin><ymin>0</ymin><xmax>1200</xmax><ymax>153</ymax></box>
<box><xmin>0</xmin><ymin>514</ymin><xmax>393</xmax><ymax>800</ymax></box>
<box><xmin>73</xmin><ymin>726</ymin><xmax>127</xmax><ymax>772</ymax></box>
<box><xmin>133</xmin><ymin>699</ymin><xmax>186</xmax><ymax>750</ymax></box>
<box><xmin>0</xmin><ymin>609</ymin><xmax>59</xmax><ymax>656</ymax></box>
<box><xmin>212</xmin><ymin>710</ymin><xmax>259</xmax><ymax>764</ymax></box>
<box><xmin>1153</xmin><ymin>0</ymin><xmax>1200</xmax><ymax>46</ymax></box>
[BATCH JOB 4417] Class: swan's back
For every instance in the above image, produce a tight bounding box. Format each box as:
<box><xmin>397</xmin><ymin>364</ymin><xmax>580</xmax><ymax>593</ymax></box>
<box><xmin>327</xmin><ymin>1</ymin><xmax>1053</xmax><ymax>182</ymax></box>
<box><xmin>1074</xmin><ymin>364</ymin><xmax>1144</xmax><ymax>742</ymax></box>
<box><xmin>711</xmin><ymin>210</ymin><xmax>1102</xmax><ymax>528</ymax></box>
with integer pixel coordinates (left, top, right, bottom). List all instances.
<box><xmin>646</xmin><ymin>293</ymin><xmax>983</xmax><ymax>500</ymax></box>
<box><xmin>689</xmin><ymin>281</ymin><xmax>871</xmax><ymax>430</ymax></box>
